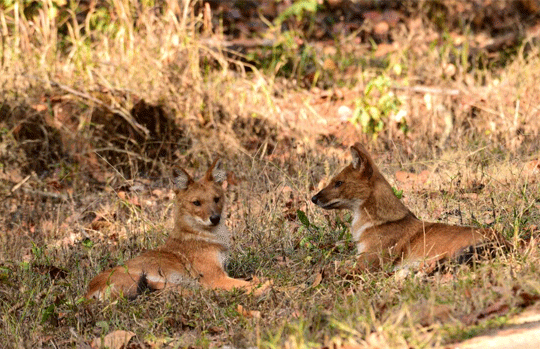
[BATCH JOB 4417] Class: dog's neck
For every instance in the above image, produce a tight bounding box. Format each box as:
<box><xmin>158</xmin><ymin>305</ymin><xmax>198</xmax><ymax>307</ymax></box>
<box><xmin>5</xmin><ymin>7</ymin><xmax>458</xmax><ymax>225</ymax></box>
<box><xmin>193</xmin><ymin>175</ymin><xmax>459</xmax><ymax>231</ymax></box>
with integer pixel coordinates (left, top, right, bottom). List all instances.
<box><xmin>172</xmin><ymin>218</ymin><xmax>230</xmax><ymax>249</ymax></box>
<box><xmin>352</xmin><ymin>175</ymin><xmax>413</xmax><ymax>231</ymax></box>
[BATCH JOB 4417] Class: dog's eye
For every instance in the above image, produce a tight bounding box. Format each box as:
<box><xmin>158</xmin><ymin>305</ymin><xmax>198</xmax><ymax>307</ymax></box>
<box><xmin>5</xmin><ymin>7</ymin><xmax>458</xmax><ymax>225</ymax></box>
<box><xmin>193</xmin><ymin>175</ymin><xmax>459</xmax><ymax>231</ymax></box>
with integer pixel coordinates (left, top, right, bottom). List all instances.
<box><xmin>334</xmin><ymin>181</ymin><xmax>343</xmax><ymax>188</ymax></box>
<box><xmin>192</xmin><ymin>200</ymin><xmax>201</xmax><ymax>206</ymax></box>
<box><xmin>214</xmin><ymin>197</ymin><xmax>220</xmax><ymax>203</ymax></box>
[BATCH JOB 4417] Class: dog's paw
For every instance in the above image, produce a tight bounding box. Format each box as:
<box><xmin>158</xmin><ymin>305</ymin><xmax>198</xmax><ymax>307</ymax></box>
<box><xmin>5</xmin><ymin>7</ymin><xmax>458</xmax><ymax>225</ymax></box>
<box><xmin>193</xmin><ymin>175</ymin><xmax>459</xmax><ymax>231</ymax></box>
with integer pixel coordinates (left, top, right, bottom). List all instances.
<box><xmin>248</xmin><ymin>276</ymin><xmax>273</xmax><ymax>296</ymax></box>
<box><xmin>323</xmin><ymin>260</ymin><xmax>359</xmax><ymax>279</ymax></box>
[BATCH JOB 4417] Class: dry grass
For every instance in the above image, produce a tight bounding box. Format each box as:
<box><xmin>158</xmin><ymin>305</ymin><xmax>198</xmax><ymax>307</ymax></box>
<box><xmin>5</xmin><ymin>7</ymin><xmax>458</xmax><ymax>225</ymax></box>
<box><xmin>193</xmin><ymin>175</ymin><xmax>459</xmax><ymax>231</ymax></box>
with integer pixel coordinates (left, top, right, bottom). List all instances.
<box><xmin>1</xmin><ymin>1</ymin><xmax>540</xmax><ymax>348</ymax></box>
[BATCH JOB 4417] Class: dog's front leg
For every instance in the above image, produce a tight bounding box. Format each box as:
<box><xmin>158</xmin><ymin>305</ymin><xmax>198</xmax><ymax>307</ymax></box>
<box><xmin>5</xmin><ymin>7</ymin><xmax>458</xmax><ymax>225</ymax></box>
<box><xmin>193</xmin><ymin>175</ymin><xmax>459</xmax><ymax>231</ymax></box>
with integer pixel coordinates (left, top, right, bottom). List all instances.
<box><xmin>356</xmin><ymin>252</ymin><xmax>382</xmax><ymax>272</ymax></box>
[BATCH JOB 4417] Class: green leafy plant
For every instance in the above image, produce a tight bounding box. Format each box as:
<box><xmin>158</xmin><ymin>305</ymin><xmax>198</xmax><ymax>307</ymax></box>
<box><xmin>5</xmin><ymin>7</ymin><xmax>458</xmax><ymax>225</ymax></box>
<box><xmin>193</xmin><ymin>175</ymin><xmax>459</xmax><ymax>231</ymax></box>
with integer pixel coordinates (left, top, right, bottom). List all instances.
<box><xmin>297</xmin><ymin>209</ymin><xmax>311</xmax><ymax>229</ymax></box>
<box><xmin>392</xmin><ymin>187</ymin><xmax>403</xmax><ymax>199</ymax></box>
<box><xmin>251</xmin><ymin>30</ymin><xmax>322</xmax><ymax>85</ymax></box>
<box><xmin>351</xmin><ymin>75</ymin><xmax>408</xmax><ymax>138</ymax></box>
<box><xmin>275</xmin><ymin>0</ymin><xmax>320</xmax><ymax>25</ymax></box>
<box><xmin>41</xmin><ymin>303</ymin><xmax>57</xmax><ymax>324</ymax></box>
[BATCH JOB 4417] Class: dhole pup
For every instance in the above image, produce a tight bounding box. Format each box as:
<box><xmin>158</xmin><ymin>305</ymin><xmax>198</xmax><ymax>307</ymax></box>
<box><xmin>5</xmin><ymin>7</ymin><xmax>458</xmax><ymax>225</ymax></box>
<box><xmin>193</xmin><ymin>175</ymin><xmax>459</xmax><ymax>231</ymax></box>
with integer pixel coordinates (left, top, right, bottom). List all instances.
<box><xmin>311</xmin><ymin>143</ymin><xmax>503</xmax><ymax>271</ymax></box>
<box><xmin>86</xmin><ymin>159</ymin><xmax>268</xmax><ymax>300</ymax></box>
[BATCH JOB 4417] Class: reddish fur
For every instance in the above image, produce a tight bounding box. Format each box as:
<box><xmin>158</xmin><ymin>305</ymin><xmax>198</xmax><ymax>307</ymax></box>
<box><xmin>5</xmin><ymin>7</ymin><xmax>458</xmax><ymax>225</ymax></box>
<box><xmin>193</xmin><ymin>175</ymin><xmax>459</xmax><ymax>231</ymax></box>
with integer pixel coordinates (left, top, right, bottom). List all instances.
<box><xmin>312</xmin><ymin>143</ymin><xmax>505</xmax><ymax>271</ymax></box>
<box><xmin>86</xmin><ymin>159</ymin><xmax>269</xmax><ymax>300</ymax></box>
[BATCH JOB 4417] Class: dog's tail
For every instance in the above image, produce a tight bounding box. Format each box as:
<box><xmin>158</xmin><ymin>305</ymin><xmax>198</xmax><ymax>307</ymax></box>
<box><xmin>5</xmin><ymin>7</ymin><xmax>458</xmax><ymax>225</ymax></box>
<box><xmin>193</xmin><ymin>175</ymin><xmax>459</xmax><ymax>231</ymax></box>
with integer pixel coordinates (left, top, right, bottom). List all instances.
<box><xmin>86</xmin><ymin>268</ymin><xmax>159</xmax><ymax>300</ymax></box>
<box><xmin>135</xmin><ymin>272</ymin><xmax>158</xmax><ymax>298</ymax></box>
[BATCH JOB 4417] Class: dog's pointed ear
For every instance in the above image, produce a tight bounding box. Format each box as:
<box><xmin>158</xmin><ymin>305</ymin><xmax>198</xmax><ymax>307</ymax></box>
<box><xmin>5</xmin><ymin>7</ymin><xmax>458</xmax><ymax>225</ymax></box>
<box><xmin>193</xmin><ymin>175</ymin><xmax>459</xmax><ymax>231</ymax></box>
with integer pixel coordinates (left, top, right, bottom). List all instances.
<box><xmin>205</xmin><ymin>158</ymin><xmax>226</xmax><ymax>183</ymax></box>
<box><xmin>350</xmin><ymin>143</ymin><xmax>374</xmax><ymax>178</ymax></box>
<box><xmin>173</xmin><ymin>167</ymin><xmax>193</xmax><ymax>190</ymax></box>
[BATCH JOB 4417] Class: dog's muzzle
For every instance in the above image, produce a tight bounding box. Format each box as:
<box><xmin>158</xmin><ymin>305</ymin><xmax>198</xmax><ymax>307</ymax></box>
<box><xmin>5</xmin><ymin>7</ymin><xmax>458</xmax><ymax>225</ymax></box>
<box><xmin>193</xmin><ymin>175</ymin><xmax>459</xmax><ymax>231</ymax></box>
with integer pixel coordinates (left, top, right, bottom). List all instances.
<box><xmin>311</xmin><ymin>192</ymin><xmax>321</xmax><ymax>205</ymax></box>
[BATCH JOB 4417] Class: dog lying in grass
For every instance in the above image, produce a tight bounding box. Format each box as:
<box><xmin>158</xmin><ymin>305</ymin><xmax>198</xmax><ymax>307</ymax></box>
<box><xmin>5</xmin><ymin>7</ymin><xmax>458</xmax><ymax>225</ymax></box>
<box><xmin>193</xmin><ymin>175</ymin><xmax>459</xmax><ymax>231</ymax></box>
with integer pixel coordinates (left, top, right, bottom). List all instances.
<box><xmin>86</xmin><ymin>159</ymin><xmax>269</xmax><ymax>300</ymax></box>
<box><xmin>311</xmin><ymin>143</ymin><xmax>505</xmax><ymax>272</ymax></box>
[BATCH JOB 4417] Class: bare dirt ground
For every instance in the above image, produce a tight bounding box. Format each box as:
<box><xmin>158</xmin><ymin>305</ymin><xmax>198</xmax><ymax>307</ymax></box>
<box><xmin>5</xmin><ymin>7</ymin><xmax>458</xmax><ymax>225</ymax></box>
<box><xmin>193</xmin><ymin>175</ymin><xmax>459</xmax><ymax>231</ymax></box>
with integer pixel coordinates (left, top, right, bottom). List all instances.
<box><xmin>452</xmin><ymin>306</ymin><xmax>540</xmax><ymax>349</ymax></box>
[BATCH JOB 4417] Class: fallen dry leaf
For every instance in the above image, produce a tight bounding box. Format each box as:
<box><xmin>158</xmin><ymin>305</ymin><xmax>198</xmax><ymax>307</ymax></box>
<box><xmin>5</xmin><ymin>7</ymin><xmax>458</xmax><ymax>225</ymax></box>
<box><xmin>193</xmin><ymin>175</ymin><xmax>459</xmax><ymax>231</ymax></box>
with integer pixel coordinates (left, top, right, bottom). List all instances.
<box><xmin>226</xmin><ymin>171</ymin><xmax>240</xmax><ymax>186</ymax></box>
<box><xmin>525</xmin><ymin>160</ymin><xmax>540</xmax><ymax>174</ymax></box>
<box><xmin>374</xmin><ymin>42</ymin><xmax>399</xmax><ymax>57</ymax></box>
<box><xmin>32</xmin><ymin>104</ymin><xmax>47</xmax><ymax>112</ymax></box>
<box><xmin>374</xmin><ymin>21</ymin><xmax>389</xmax><ymax>35</ymax></box>
<box><xmin>417</xmin><ymin>302</ymin><xmax>454</xmax><ymax>326</ymax></box>
<box><xmin>0</xmin><ymin>167</ymin><xmax>24</xmax><ymax>183</ymax></box>
<box><xmin>363</xmin><ymin>11</ymin><xmax>382</xmax><ymax>22</ymax></box>
<box><xmin>463</xmin><ymin>299</ymin><xmax>510</xmax><ymax>325</ymax></box>
<box><xmin>274</xmin><ymin>255</ymin><xmax>291</xmax><ymax>266</ymax></box>
<box><xmin>311</xmin><ymin>272</ymin><xmax>323</xmax><ymax>288</ymax></box>
<box><xmin>275</xmin><ymin>284</ymin><xmax>307</xmax><ymax>294</ymax></box>
<box><xmin>91</xmin><ymin>330</ymin><xmax>135</xmax><ymax>349</ymax></box>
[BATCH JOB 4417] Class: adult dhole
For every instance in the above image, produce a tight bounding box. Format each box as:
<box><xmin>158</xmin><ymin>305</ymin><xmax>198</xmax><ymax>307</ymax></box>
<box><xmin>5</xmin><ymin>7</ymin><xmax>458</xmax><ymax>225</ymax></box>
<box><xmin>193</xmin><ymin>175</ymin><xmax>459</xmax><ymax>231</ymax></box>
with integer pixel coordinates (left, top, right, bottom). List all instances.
<box><xmin>311</xmin><ymin>143</ymin><xmax>504</xmax><ymax>271</ymax></box>
<box><xmin>86</xmin><ymin>159</ymin><xmax>269</xmax><ymax>300</ymax></box>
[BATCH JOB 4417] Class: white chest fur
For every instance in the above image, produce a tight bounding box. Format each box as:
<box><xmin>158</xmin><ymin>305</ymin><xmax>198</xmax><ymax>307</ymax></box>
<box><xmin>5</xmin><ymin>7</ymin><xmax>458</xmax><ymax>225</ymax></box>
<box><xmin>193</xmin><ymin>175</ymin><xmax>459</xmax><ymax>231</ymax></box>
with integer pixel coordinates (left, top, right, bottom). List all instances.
<box><xmin>218</xmin><ymin>250</ymin><xmax>230</xmax><ymax>269</ymax></box>
<box><xmin>213</xmin><ymin>222</ymin><xmax>231</xmax><ymax>249</ymax></box>
<box><xmin>351</xmin><ymin>208</ymin><xmax>373</xmax><ymax>254</ymax></box>
<box><xmin>211</xmin><ymin>222</ymin><xmax>230</xmax><ymax>268</ymax></box>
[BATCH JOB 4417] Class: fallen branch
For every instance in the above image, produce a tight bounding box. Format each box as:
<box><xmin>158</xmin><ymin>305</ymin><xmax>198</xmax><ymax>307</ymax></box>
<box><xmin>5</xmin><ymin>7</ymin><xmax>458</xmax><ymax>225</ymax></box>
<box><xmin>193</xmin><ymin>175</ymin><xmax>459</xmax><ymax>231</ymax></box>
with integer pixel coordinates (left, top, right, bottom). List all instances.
<box><xmin>393</xmin><ymin>85</ymin><xmax>460</xmax><ymax>96</ymax></box>
<box><xmin>20</xmin><ymin>188</ymin><xmax>69</xmax><ymax>201</ymax></box>
<box><xmin>26</xmin><ymin>75</ymin><xmax>150</xmax><ymax>138</ymax></box>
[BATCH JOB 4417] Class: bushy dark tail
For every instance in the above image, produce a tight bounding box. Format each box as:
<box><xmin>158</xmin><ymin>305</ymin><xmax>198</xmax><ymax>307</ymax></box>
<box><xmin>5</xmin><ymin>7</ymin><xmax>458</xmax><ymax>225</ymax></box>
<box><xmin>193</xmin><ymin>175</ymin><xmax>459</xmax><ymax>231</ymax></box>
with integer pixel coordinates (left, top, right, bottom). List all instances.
<box><xmin>455</xmin><ymin>242</ymin><xmax>499</xmax><ymax>265</ymax></box>
<box><xmin>134</xmin><ymin>272</ymin><xmax>158</xmax><ymax>299</ymax></box>
<box><xmin>429</xmin><ymin>240</ymin><xmax>506</xmax><ymax>275</ymax></box>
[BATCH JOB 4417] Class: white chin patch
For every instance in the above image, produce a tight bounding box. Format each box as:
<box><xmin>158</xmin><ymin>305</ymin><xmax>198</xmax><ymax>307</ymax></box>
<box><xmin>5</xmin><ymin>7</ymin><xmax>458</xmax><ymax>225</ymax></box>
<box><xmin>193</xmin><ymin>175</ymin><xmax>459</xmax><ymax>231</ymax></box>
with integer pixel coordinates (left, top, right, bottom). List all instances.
<box><xmin>197</xmin><ymin>217</ymin><xmax>212</xmax><ymax>226</ymax></box>
<box><xmin>353</xmin><ymin>222</ymin><xmax>373</xmax><ymax>242</ymax></box>
<box><xmin>185</xmin><ymin>215</ymin><xmax>212</xmax><ymax>227</ymax></box>
<box><xmin>322</xmin><ymin>199</ymin><xmax>341</xmax><ymax>208</ymax></box>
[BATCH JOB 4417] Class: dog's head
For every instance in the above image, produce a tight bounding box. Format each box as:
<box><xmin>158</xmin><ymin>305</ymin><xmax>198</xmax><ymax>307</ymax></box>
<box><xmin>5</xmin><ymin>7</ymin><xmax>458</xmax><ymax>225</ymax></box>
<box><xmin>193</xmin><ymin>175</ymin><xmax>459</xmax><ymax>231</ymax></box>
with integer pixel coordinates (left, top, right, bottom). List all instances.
<box><xmin>174</xmin><ymin>159</ymin><xmax>226</xmax><ymax>229</ymax></box>
<box><xmin>311</xmin><ymin>143</ymin><xmax>377</xmax><ymax>211</ymax></box>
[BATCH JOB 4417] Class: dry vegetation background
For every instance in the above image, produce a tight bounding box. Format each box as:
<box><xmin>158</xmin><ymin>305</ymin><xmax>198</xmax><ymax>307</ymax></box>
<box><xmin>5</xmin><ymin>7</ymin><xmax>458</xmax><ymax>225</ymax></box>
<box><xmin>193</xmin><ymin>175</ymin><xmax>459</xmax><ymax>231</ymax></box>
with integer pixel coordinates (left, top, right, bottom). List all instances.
<box><xmin>1</xmin><ymin>0</ymin><xmax>540</xmax><ymax>348</ymax></box>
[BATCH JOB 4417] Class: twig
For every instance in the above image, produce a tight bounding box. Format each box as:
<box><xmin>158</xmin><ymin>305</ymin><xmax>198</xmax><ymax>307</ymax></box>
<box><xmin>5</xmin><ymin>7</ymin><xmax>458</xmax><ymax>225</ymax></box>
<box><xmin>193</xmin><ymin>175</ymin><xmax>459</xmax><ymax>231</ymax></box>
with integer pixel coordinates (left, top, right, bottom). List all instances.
<box><xmin>1</xmin><ymin>21</ymin><xmax>4</xmax><ymax>68</ymax></box>
<box><xmin>10</xmin><ymin>175</ymin><xmax>30</xmax><ymax>193</ymax></box>
<box><xmin>90</xmin><ymin>147</ymin><xmax>154</xmax><ymax>162</ymax></box>
<box><xmin>10</xmin><ymin>173</ymin><xmax>69</xmax><ymax>201</ymax></box>
<box><xmin>21</xmin><ymin>188</ymin><xmax>69</xmax><ymax>201</ymax></box>
<box><xmin>8</xmin><ymin>289</ymin><xmax>48</xmax><ymax>314</ymax></box>
<box><xmin>392</xmin><ymin>85</ymin><xmax>460</xmax><ymax>96</ymax></box>
<box><xmin>51</xmin><ymin>79</ymin><xmax>149</xmax><ymax>137</ymax></box>
<box><xmin>201</xmin><ymin>38</ymin><xmax>275</xmax><ymax>50</ymax></box>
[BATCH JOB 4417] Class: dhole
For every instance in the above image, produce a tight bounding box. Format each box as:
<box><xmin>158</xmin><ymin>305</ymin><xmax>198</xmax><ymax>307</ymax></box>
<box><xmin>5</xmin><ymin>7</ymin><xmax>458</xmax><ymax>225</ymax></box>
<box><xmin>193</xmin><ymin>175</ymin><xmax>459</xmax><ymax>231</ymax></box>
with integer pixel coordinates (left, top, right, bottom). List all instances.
<box><xmin>86</xmin><ymin>159</ymin><xmax>268</xmax><ymax>300</ymax></box>
<box><xmin>311</xmin><ymin>143</ymin><xmax>504</xmax><ymax>271</ymax></box>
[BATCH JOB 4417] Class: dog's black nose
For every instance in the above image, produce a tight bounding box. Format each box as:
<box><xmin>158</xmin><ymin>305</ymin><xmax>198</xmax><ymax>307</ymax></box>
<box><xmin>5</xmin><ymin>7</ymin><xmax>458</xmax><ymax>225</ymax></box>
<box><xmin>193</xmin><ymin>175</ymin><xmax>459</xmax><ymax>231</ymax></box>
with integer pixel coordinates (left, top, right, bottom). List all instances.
<box><xmin>210</xmin><ymin>215</ymin><xmax>221</xmax><ymax>226</ymax></box>
<box><xmin>311</xmin><ymin>194</ymin><xmax>319</xmax><ymax>204</ymax></box>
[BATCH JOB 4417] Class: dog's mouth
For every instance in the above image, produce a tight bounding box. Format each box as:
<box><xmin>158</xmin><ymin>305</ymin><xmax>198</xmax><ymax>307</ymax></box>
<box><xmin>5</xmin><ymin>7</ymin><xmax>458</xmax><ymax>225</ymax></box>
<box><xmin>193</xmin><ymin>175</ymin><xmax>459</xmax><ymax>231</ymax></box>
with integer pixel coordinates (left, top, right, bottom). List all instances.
<box><xmin>319</xmin><ymin>200</ymin><xmax>341</xmax><ymax>209</ymax></box>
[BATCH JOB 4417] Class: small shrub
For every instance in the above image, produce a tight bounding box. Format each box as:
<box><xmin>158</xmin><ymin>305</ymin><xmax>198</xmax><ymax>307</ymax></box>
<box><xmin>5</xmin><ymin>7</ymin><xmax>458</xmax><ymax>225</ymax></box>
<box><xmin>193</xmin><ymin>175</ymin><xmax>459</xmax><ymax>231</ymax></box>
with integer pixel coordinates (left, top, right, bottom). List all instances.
<box><xmin>351</xmin><ymin>75</ymin><xmax>408</xmax><ymax>138</ymax></box>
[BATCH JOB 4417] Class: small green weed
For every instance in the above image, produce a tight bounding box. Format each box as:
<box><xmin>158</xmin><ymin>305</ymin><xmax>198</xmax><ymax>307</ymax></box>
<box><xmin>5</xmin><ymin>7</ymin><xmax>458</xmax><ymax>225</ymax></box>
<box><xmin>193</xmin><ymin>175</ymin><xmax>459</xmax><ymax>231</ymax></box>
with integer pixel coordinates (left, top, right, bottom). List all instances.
<box><xmin>351</xmin><ymin>74</ymin><xmax>407</xmax><ymax>138</ymax></box>
<box><xmin>392</xmin><ymin>187</ymin><xmax>404</xmax><ymax>199</ymax></box>
<box><xmin>275</xmin><ymin>0</ymin><xmax>320</xmax><ymax>25</ymax></box>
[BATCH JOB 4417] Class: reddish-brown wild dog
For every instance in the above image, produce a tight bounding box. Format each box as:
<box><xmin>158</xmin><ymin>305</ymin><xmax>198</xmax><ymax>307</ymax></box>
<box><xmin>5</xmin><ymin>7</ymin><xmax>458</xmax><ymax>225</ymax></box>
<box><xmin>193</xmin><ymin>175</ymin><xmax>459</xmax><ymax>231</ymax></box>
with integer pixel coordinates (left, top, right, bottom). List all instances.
<box><xmin>86</xmin><ymin>159</ymin><xmax>268</xmax><ymax>300</ymax></box>
<box><xmin>311</xmin><ymin>143</ymin><xmax>504</xmax><ymax>271</ymax></box>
